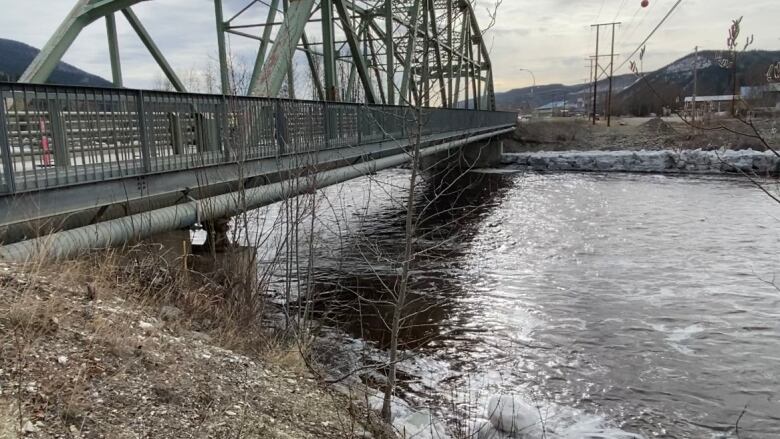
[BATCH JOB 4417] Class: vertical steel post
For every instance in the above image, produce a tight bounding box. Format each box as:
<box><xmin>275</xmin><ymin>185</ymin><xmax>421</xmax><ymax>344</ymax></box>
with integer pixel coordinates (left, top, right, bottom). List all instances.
<box><xmin>607</xmin><ymin>23</ymin><xmax>616</xmax><ymax>127</ymax></box>
<box><xmin>421</xmin><ymin>0</ymin><xmax>430</xmax><ymax>107</ymax></box>
<box><xmin>274</xmin><ymin>101</ymin><xmax>288</xmax><ymax>155</ymax></box>
<box><xmin>385</xmin><ymin>0</ymin><xmax>395</xmax><ymax>105</ymax></box>
<box><xmin>249</xmin><ymin>0</ymin><xmax>280</xmax><ymax>92</ymax></box>
<box><xmin>106</xmin><ymin>13</ymin><xmax>123</xmax><ymax>87</ymax></box>
<box><xmin>591</xmin><ymin>26</ymin><xmax>600</xmax><ymax>125</ymax></box>
<box><xmin>48</xmin><ymin>99</ymin><xmax>68</xmax><ymax>171</ymax></box>
<box><xmin>214</xmin><ymin>0</ymin><xmax>230</xmax><ymax>95</ymax></box>
<box><xmin>399</xmin><ymin>0</ymin><xmax>421</xmax><ymax>103</ymax></box>
<box><xmin>446</xmin><ymin>0</ymin><xmax>453</xmax><ymax>108</ymax></box>
<box><xmin>136</xmin><ymin>90</ymin><xmax>151</xmax><ymax>173</ymax></box>
<box><xmin>282</xmin><ymin>0</ymin><xmax>296</xmax><ymax>99</ymax></box>
<box><xmin>0</xmin><ymin>98</ymin><xmax>15</xmax><ymax>193</ymax></box>
<box><xmin>692</xmin><ymin>46</ymin><xmax>698</xmax><ymax>129</ymax></box>
<box><xmin>322</xmin><ymin>0</ymin><xmax>338</xmax><ymax>101</ymax></box>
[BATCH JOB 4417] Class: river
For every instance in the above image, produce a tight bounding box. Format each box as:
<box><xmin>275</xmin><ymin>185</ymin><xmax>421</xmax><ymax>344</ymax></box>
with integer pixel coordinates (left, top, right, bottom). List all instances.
<box><xmin>245</xmin><ymin>169</ymin><xmax>780</xmax><ymax>438</ymax></box>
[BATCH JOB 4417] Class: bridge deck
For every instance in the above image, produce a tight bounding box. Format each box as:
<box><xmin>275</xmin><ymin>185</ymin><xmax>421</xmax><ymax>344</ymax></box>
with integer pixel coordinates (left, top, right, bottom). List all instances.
<box><xmin>0</xmin><ymin>83</ymin><xmax>515</xmax><ymax>231</ymax></box>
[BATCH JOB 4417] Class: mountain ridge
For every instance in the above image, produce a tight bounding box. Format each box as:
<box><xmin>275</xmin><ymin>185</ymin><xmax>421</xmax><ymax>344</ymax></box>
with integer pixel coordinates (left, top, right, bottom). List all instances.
<box><xmin>496</xmin><ymin>49</ymin><xmax>780</xmax><ymax>115</ymax></box>
<box><xmin>0</xmin><ymin>38</ymin><xmax>112</xmax><ymax>87</ymax></box>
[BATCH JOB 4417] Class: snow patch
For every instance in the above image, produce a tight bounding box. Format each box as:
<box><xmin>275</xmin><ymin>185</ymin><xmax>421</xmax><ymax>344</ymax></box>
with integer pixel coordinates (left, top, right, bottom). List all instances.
<box><xmin>501</xmin><ymin>149</ymin><xmax>780</xmax><ymax>175</ymax></box>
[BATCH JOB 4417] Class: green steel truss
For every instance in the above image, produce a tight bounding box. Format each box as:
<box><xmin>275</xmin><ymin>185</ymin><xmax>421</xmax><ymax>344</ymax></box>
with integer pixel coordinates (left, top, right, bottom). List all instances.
<box><xmin>20</xmin><ymin>0</ymin><xmax>496</xmax><ymax>110</ymax></box>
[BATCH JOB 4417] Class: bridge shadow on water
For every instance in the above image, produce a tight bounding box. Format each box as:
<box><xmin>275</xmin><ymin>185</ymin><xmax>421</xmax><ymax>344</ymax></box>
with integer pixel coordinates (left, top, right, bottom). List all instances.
<box><xmin>305</xmin><ymin>169</ymin><xmax>514</xmax><ymax>352</ymax></box>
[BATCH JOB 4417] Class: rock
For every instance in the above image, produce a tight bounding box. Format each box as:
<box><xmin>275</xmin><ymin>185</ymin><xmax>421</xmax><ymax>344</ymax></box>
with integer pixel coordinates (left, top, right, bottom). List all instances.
<box><xmin>21</xmin><ymin>420</ymin><xmax>38</xmax><ymax>434</ymax></box>
<box><xmin>395</xmin><ymin>409</ymin><xmax>451</xmax><ymax>439</ymax></box>
<box><xmin>159</xmin><ymin>305</ymin><xmax>184</xmax><ymax>322</ymax></box>
<box><xmin>474</xmin><ymin>421</ymin><xmax>513</xmax><ymax>439</ymax></box>
<box><xmin>188</xmin><ymin>331</ymin><xmax>212</xmax><ymax>343</ymax></box>
<box><xmin>138</xmin><ymin>321</ymin><xmax>155</xmax><ymax>330</ymax></box>
<box><xmin>501</xmin><ymin>150</ymin><xmax>779</xmax><ymax>175</ymax></box>
<box><xmin>487</xmin><ymin>395</ymin><xmax>539</xmax><ymax>436</ymax></box>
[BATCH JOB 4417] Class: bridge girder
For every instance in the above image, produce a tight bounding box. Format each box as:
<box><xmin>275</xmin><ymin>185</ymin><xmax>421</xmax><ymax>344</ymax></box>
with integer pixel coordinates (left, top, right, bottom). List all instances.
<box><xmin>18</xmin><ymin>0</ymin><xmax>496</xmax><ymax>110</ymax></box>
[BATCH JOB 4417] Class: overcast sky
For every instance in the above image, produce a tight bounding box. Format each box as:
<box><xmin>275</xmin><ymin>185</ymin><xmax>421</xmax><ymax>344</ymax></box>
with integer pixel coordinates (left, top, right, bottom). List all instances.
<box><xmin>0</xmin><ymin>0</ymin><xmax>777</xmax><ymax>93</ymax></box>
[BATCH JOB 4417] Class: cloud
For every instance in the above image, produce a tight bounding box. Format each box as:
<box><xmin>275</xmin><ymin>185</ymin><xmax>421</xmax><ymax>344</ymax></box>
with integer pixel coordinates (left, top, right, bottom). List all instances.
<box><xmin>0</xmin><ymin>0</ymin><xmax>777</xmax><ymax>92</ymax></box>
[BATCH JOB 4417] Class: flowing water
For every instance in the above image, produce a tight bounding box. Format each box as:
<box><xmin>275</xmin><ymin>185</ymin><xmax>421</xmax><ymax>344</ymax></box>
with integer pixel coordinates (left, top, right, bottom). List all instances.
<box><xmin>247</xmin><ymin>170</ymin><xmax>780</xmax><ymax>438</ymax></box>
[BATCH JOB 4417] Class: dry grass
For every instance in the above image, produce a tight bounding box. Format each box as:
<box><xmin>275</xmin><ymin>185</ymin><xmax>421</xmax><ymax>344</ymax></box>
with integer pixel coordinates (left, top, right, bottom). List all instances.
<box><xmin>0</xmin><ymin>246</ymin><xmax>390</xmax><ymax>438</ymax></box>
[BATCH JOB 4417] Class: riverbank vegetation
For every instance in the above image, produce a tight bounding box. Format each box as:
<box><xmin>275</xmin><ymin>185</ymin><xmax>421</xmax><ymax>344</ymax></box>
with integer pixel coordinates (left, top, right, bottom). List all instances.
<box><xmin>0</xmin><ymin>249</ymin><xmax>395</xmax><ymax>438</ymax></box>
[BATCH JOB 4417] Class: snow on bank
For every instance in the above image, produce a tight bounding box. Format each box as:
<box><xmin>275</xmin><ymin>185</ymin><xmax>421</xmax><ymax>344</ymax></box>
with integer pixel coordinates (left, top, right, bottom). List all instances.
<box><xmin>501</xmin><ymin>149</ymin><xmax>780</xmax><ymax>175</ymax></box>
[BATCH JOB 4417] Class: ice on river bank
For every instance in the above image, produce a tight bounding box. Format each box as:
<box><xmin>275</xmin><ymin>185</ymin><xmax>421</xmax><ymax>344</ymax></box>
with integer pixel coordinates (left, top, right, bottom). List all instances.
<box><xmin>501</xmin><ymin>149</ymin><xmax>780</xmax><ymax>174</ymax></box>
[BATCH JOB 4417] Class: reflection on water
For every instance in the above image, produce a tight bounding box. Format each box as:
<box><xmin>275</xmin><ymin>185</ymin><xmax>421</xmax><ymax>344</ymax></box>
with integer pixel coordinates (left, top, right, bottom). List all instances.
<box><xmin>246</xmin><ymin>169</ymin><xmax>780</xmax><ymax>438</ymax></box>
<box><xmin>307</xmin><ymin>170</ymin><xmax>513</xmax><ymax>350</ymax></box>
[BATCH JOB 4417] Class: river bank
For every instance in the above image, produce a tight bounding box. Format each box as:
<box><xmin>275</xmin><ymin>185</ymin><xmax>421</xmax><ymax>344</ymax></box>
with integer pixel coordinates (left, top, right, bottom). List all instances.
<box><xmin>0</xmin><ymin>254</ymin><xmax>392</xmax><ymax>439</ymax></box>
<box><xmin>500</xmin><ymin>149</ymin><xmax>780</xmax><ymax>174</ymax></box>
<box><xmin>505</xmin><ymin>117</ymin><xmax>778</xmax><ymax>153</ymax></box>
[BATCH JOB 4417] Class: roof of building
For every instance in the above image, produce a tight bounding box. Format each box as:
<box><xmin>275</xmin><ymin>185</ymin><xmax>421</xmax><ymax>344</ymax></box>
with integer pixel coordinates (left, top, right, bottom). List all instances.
<box><xmin>683</xmin><ymin>95</ymin><xmax>739</xmax><ymax>103</ymax></box>
<box><xmin>536</xmin><ymin>100</ymin><xmax>566</xmax><ymax>110</ymax></box>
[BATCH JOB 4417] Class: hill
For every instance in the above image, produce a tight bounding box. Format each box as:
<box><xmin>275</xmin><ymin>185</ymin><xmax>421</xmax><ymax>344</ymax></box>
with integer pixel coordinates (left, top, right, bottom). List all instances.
<box><xmin>495</xmin><ymin>74</ymin><xmax>636</xmax><ymax>112</ymax></box>
<box><xmin>613</xmin><ymin>50</ymin><xmax>780</xmax><ymax>116</ymax></box>
<box><xmin>497</xmin><ymin>49</ymin><xmax>780</xmax><ymax>115</ymax></box>
<box><xmin>0</xmin><ymin>38</ymin><xmax>112</xmax><ymax>87</ymax></box>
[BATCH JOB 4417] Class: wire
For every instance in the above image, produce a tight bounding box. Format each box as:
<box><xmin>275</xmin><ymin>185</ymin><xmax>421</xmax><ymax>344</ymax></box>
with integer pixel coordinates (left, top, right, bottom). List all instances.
<box><xmin>616</xmin><ymin>0</ymin><xmax>684</xmax><ymax>72</ymax></box>
<box><xmin>593</xmin><ymin>0</ymin><xmax>607</xmax><ymax>24</ymax></box>
<box><xmin>619</xmin><ymin>7</ymin><xmax>643</xmax><ymax>45</ymax></box>
<box><xmin>621</xmin><ymin>0</ymin><xmax>658</xmax><ymax>50</ymax></box>
<box><xmin>613</xmin><ymin>0</ymin><xmax>629</xmax><ymax>22</ymax></box>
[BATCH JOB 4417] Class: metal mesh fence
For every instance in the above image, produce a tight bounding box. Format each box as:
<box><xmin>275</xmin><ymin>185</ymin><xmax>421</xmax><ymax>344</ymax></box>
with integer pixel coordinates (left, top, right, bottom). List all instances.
<box><xmin>0</xmin><ymin>83</ymin><xmax>516</xmax><ymax>194</ymax></box>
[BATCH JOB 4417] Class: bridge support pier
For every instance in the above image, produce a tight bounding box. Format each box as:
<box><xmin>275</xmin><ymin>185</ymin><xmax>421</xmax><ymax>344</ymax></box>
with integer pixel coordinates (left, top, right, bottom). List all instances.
<box><xmin>421</xmin><ymin>136</ymin><xmax>505</xmax><ymax>172</ymax></box>
<box><xmin>144</xmin><ymin>220</ymin><xmax>257</xmax><ymax>288</ymax></box>
<box><xmin>460</xmin><ymin>137</ymin><xmax>504</xmax><ymax>169</ymax></box>
<box><xmin>202</xmin><ymin>217</ymin><xmax>232</xmax><ymax>254</ymax></box>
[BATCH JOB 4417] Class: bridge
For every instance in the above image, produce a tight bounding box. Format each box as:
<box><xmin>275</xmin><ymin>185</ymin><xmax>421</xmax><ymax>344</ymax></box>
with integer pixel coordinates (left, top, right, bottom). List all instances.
<box><xmin>0</xmin><ymin>0</ymin><xmax>515</xmax><ymax>260</ymax></box>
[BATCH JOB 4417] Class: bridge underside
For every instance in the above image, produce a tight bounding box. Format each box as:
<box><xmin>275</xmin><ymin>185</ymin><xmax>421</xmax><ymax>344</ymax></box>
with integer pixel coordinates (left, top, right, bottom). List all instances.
<box><xmin>0</xmin><ymin>83</ymin><xmax>514</xmax><ymax>251</ymax></box>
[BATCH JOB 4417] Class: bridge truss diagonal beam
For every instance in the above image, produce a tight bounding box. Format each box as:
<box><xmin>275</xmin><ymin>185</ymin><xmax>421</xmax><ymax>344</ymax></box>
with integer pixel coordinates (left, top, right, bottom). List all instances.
<box><xmin>18</xmin><ymin>0</ymin><xmax>498</xmax><ymax>110</ymax></box>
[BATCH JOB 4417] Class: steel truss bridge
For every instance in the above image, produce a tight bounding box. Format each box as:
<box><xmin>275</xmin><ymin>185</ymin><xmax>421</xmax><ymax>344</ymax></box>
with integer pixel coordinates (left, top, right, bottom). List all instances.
<box><xmin>0</xmin><ymin>0</ymin><xmax>514</xmax><ymax>260</ymax></box>
<box><xmin>20</xmin><ymin>0</ymin><xmax>497</xmax><ymax>109</ymax></box>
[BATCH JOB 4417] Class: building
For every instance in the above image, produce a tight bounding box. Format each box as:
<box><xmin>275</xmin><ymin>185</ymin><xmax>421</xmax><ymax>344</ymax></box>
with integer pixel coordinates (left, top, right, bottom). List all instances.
<box><xmin>535</xmin><ymin>98</ymin><xmax>585</xmax><ymax>117</ymax></box>
<box><xmin>741</xmin><ymin>84</ymin><xmax>780</xmax><ymax>113</ymax></box>
<box><xmin>683</xmin><ymin>95</ymin><xmax>746</xmax><ymax>117</ymax></box>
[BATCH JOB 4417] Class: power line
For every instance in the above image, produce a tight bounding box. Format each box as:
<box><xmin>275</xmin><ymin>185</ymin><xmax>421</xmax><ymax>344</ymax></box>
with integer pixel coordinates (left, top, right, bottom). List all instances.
<box><xmin>621</xmin><ymin>0</ymin><xmax>658</xmax><ymax>51</ymax></box>
<box><xmin>613</xmin><ymin>0</ymin><xmax>629</xmax><ymax>22</ymax></box>
<box><xmin>593</xmin><ymin>0</ymin><xmax>608</xmax><ymax>24</ymax></box>
<box><xmin>616</xmin><ymin>0</ymin><xmax>683</xmax><ymax>73</ymax></box>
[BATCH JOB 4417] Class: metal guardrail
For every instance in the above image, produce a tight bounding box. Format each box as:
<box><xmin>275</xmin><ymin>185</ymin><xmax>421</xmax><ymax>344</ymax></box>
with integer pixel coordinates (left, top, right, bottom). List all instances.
<box><xmin>0</xmin><ymin>82</ymin><xmax>516</xmax><ymax>195</ymax></box>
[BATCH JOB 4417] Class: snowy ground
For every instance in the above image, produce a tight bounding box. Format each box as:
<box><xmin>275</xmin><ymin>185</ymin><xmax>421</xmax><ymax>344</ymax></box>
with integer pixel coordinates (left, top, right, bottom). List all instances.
<box><xmin>501</xmin><ymin>149</ymin><xmax>780</xmax><ymax>175</ymax></box>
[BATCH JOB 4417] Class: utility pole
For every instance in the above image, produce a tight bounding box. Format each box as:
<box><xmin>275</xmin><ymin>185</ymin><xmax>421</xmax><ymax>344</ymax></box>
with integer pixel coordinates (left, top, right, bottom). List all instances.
<box><xmin>591</xmin><ymin>26</ymin><xmax>600</xmax><ymax>125</ymax></box>
<box><xmin>607</xmin><ymin>22</ymin><xmax>617</xmax><ymax>127</ymax></box>
<box><xmin>585</xmin><ymin>58</ymin><xmax>594</xmax><ymax>118</ymax></box>
<box><xmin>591</xmin><ymin>22</ymin><xmax>620</xmax><ymax>126</ymax></box>
<box><xmin>692</xmin><ymin>46</ymin><xmax>698</xmax><ymax>129</ymax></box>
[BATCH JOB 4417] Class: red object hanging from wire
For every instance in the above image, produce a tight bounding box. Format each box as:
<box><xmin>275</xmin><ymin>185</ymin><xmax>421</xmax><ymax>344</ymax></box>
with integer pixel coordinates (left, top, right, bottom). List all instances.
<box><xmin>641</xmin><ymin>0</ymin><xmax>649</xmax><ymax>7</ymax></box>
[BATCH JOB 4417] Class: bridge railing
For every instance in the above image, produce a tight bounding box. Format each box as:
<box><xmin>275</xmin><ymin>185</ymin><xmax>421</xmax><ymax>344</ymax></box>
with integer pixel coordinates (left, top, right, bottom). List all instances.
<box><xmin>0</xmin><ymin>83</ymin><xmax>516</xmax><ymax>195</ymax></box>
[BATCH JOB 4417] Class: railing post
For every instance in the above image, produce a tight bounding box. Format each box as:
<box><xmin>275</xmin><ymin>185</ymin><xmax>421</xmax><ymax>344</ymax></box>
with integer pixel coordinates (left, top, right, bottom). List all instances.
<box><xmin>274</xmin><ymin>101</ymin><xmax>288</xmax><ymax>155</ymax></box>
<box><xmin>322</xmin><ymin>101</ymin><xmax>331</xmax><ymax>149</ymax></box>
<box><xmin>49</xmin><ymin>98</ymin><xmax>68</xmax><ymax>171</ymax></box>
<box><xmin>0</xmin><ymin>98</ymin><xmax>16</xmax><ymax>194</ymax></box>
<box><xmin>169</xmin><ymin>112</ymin><xmax>183</xmax><ymax>155</ymax></box>
<box><xmin>357</xmin><ymin>105</ymin><xmax>362</xmax><ymax>145</ymax></box>
<box><xmin>136</xmin><ymin>90</ymin><xmax>152</xmax><ymax>173</ymax></box>
<box><xmin>218</xmin><ymin>96</ymin><xmax>229</xmax><ymax>162</ymax></box>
